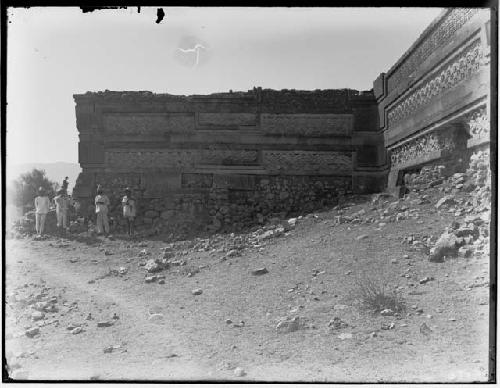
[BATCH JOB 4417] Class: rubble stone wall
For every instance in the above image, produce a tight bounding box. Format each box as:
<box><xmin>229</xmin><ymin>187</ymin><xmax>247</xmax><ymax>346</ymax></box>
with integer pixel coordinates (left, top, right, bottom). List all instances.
<box><xmin>73</xmin><ymin>88</ymin><xmax>383</xmax><ymax>234</ymax></box>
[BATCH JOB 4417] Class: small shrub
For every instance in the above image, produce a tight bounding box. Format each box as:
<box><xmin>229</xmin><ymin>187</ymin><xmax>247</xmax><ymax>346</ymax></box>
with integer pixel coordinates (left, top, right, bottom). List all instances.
<box><xmin>353</xmin><ymin>276</ymin><xmax>406</xmax><ymax>314</ymax></box>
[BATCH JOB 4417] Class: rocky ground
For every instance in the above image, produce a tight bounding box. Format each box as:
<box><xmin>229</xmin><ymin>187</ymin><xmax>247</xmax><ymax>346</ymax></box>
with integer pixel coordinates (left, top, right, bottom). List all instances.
<box><xmin>4</xmin><ymin>155</ymin><xmax>492</xmax><ymax>382</ymax></box>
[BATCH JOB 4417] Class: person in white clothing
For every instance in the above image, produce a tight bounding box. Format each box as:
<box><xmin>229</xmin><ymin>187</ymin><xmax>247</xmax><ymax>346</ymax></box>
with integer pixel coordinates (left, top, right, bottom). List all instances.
<box><xmin>34</xmin><ymin>187</ymin><xmax>50</xmax><ymax>236</ymax></box>
<box><xmin>121</xmin><ymin>187</ymin><xmax>136</xmax><ymax>236</ymax></box>
<box><xmin>95</xmin><ymin>186</ymin><xmax>110</xmax><ymax>236</ymax></box>
<box><xmin>54</xmin><ymin>189</ymin><xmax>70</xmax><ymax>234</ymax></box>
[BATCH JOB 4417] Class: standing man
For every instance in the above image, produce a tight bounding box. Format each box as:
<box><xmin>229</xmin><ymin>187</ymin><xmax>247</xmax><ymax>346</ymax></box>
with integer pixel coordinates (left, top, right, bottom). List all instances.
<box><xmin>121</xmin><ymin>187</ymin><xmax>136</xmax><ymax>236</ymax></box>
<box><xmin>34</xmin><ymin>187</ymin><xmax>50</xmax><ymax>237</ymax></box>
<box><xmin>94</xmin><ymin>185</ymin><xmax>110</xmax><ymax>236</ymax></box>
<box><xmin>54</xmin><ymin>189</ymin><xmax>70</xmax><ymax>235</ymax></box>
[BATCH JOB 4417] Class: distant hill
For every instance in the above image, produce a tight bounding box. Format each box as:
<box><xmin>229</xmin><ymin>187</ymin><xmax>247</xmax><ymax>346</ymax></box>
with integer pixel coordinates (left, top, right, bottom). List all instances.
<box><xmin>7</xmin><ymin>162</ymin><xmax>81</xmax><ymax>193</ymax></box>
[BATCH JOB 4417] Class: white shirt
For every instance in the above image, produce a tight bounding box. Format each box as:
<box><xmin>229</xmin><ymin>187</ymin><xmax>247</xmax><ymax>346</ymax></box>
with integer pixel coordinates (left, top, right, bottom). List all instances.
<box><xmin>35</xmin><ymin>196</ymin><xmax>50</xmax><ymax>214</ymax></box>
<box><xmin>95</xmin><ymin>194</ymin><xmax>110</xmax><ymax>214</ymax></box>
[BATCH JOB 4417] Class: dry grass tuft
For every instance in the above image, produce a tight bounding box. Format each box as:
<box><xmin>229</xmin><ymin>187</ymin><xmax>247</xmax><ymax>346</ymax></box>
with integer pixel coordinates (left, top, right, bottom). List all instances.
<box><xmin>353</xmin><ymin>275</ymin><xmax>406</xmax><ymax>314</ymax></box>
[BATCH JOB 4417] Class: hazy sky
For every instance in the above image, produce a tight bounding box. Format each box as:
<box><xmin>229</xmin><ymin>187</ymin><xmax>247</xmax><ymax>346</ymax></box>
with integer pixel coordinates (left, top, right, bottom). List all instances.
<box><xmin>7</xmin><ymin>7</ymin><xmax>443</xmax><ymax>165</ymax></box>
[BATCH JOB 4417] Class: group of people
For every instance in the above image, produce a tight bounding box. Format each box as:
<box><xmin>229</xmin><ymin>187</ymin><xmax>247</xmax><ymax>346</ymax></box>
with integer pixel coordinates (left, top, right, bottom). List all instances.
<box><xmin>94</xmin><ymin>186</ymin><xmax>137</xmax><ymax>237</ymax></box>
<box><xmin>34</xmin><ymin>178</ymin><xmax>72</xmax><ymax>237</ymax></box>
<box><xmin>33</xmin><ymin>179</ymin><xmax>137</xmax><ymax>238</ymax></box>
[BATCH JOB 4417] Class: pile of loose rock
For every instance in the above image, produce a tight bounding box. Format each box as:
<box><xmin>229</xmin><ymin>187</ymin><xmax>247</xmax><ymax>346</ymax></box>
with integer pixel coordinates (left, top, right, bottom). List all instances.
<box><xmin>429</xmin><ymin>149</ymin><xmax>490</xmax><ymax>262</ymax></box>
<box><xmin>404</xmin><ymin>165</ymin><xmax>447</xmax><ymax>191</ymax></box>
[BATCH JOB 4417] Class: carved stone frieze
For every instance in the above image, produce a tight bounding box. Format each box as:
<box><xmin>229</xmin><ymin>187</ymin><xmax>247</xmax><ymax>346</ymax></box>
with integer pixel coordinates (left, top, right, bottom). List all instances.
<box><xmin>261</xmin><ymin>114</ymin><xmax>353</xmax><ymax>136</ymax></box>
<box><xmin>390</xmin><ymin>130</ymin><xmax>456</xmax><ymax>168</ymax></box>
<box><xmin>103</xmin><ymin>113</ymin><xmax>195</xmax><ymax>135</ymax></box>
<box><xmin>262</xmin><ymin>151</ymin><xmax>352</xmax><ymax>173</ymax></box>
<box><xmin>387</xmin><ymin>39</ymin><xmax>484</xmax><ymax>127</ymax></box>
<box><xmin>466</xmin><ymin>107</ymin><xmax>489</xmax><ymax>139</ymax></box>
<box><xmin>387</xmin><ymin>8</ymin><xmax>478</xmax><ymax>91</ymax></box>
<box><xmin>197</xmin><ymin>113</ymin><xmax>257</xmax><ymax>127</ymax></box>
<box><xmin>105</xmin><ymin>149</ymin><xmax>259</xmax><ymax>169</ymax></box>
<box><xmin>181</xmin><ymin>173</ymin><xmax>214</xmax><ymax>188</ymax></box>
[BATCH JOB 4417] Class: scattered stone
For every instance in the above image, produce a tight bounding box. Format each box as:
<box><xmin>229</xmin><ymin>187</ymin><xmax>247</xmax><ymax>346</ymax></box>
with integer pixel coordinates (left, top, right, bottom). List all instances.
<box><xmin>158</xmin><ymin>279</ymin><xmax>165</xmax><ymax>285</ymax></box>
<box><xmin>380</xmin><ymin>309</ymin><xmax>394</xmax><ymax>316</ymax></box>
<box><xmin>458</xmin><ymin>246</ymin><xmax>473</xmax><ymax>258</ymax></box>
<box><xmin>148</xmin><ymin>313</ymin><xmax>164</xmax><ymax>322</ymax></box>
<box><xmin>71</xmin><ymin>327</ymin><xmax>83</xmax><ymax>335</ymax></box>
<box><xmin>251</xmin><ymin>267</ymin><xmax>268</xmax><ymax>276</ymax></box>
<box><xmin>192</xmin><ymin>288</ymin><xmax>203</xmax><ymax>295</ymax></box>
<box><xmin>118</xmin><ymin>267</ymin><xmax>128</xmax><ymax>275</ymax></box>
<box><xmin>144</xmin><ymin>276</ymin><xmax>156</xmax><ymax>283</ymax></box>
<box><xmin>97</xmin><ymin>321</ymin><xmax>114</xmax><ymax>328</ymax></box>
<box><xmin>225</xmin><ymin>319</ymin><xmax>232</xmax><ymax>324</ymax></box>
<box><xmin>381</xmin><ymin>322</ymin><xmax>395</xmax><ymax>330</ymax></box>
<box><xmin>328</xmin><ymin>317</ymin><xmax>348</xmax><ymax>330</ymax></box>
<box><xmin>25</xmin><ymin>327</ymin><xmax>40</xmax><ymax>338</ymax></box>
<box><xmin>276</xmin><ymin>317</ymin><xmax>301</xmax><ymax>334</ymax></box>
<box><xmin>144</xmin><ymin>259</ymin><xmax>161</xmax><ymax>273</ymax></box>
<box><xmin>419</xmin><ymin>322</ymin><xmax>432</xmax><ymax>336</ymax></box>
<box><xmin>234</xmin><ymin>367</ymin><xmax>246</xmax><ymax>377</ymax></box>
<box><xmin>429</xmin><ymin>232</ymin><xmax>458</xmax><ymax>262</ymax></box>
<box><xmin>356</xmin><ymin>234</ymin><xmax>369</xmax><ymax>240</ymax></box>
<box><xmin>435</xmin><ymin>195</ymin><xmax>457</xmax><ymax>209</ymax></box>
<box><xmin>88</xmin><ymin>279</ymin><xmax>95</xmax><ymax>284</ymax></box>
<box><xmin>338</xmin><ymin>332</ymin><xmax>353</xmax><ymax>340</ymax></box>
<box><xmin>419</xmin><ymin>277</ymin><xmax>434</xmax><ymax>284</ymax></box>
<box><xmin>31</xmin><ymin>311</ymin><xmax>45</xmax><ymax>321</ymax></box>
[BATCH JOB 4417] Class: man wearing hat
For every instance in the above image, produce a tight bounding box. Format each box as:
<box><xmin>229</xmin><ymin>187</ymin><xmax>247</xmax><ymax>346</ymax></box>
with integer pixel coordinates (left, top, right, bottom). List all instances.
<box><xmin>34</xmin><ymin>187</ymin><xmax>50</xmax><ymax>237</ymax></box>
<box><xmin>121</xmin><ymin>187</ymin><xmax>136</xmax><ymax>236</ymax></box>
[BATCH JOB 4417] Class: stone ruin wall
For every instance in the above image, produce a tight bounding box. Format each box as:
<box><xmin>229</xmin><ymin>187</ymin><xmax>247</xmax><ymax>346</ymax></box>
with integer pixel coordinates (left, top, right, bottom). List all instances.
<box><xmin>373</xmin><ymin>8</ymin><xmax>491</xmax><ymax>194</ymax></box>
<box><xmin>73</xmin><ymin>88</ymin><xmax>385</xmax><ymax>235</ymax></box>
<box><xmin>73</xmin><ymin>8</ymin><xmax>492</xmax><ymax>236</ymax></box>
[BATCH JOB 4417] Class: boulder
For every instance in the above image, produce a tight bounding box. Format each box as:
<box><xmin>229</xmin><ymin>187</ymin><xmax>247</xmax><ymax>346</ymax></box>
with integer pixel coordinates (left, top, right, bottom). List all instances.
<box><xmin>234</xmin><ymin>367</ymin><xmax>246</xmax><ymax>377</ymax></box>
<box><xmin>429</xmin><ymin>232</ymin><xmax>458</xmax><ymax>262</ymax></box>
<box><xmin>251</xmin><ymin>267</ymin><xmax>268</xmax><ymax>276</ymax></box>
<box><xmin>435</xmin><ymin>195</ymin><xmax>457</xmax><ymax>209</ymax></box>
<box><xmin>31</xmin><ymin>311</ymin><xmax>45</xmax><ymax>321</ymax></box>
<box><xmin>25</xmin><ymin>327</ymin><xmax>40</xmax><ymax>338</ymax></box>
<box><xmin>144</xmin><ymin>259</ymin><xmax>162</xmax><ymax>273</ymax></box>
<box><xmin>276</xmin><ymin>317</ymin><xmax>301</xmax><ymax>334</ymax></box>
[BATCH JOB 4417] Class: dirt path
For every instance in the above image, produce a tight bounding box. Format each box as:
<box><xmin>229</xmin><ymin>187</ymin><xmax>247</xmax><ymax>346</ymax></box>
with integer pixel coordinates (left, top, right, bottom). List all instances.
<box><xmin>5</xmin><ymin>194</ymin><xmax>491</xmax><ymax>382</ymax></box>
